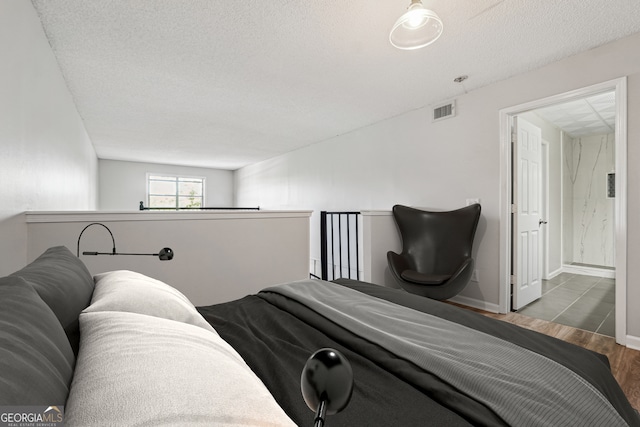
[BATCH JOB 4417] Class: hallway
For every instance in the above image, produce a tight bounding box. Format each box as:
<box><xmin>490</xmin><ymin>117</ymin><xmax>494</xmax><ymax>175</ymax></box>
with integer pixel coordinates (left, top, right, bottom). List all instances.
<box><xmin>517</xmin><ymin>273</ymin><xmax>615</xmax><ymax>337</ymax></box>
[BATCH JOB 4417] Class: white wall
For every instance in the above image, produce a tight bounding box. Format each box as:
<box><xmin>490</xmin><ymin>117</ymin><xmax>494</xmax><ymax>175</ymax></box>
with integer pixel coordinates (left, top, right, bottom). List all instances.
<box><xmin>235</xmin><ymin>32</ymin><xmax>640</xmax><ymax>338</ymax></box>
<box><xmin>235</xmin><ymin>106</ymin><xmax>495</xmax><ymax>300</ymax></box>
<box><xmin>99</xmin><ymin>159</ymin><xmax>234</xmax><ymax>210</ymax></box>
<box><xmin>0</xmin><ymin>1</ymin><xmax>97</xmax><ymax>275</ymax></box>
<box><xmin>26</xmin><ymin>211</ymin><xmax>311</xmax><ymax>306</ymax></box>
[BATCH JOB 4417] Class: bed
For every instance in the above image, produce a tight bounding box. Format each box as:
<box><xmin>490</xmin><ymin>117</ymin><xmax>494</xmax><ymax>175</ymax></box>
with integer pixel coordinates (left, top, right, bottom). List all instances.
<box><xmin>1</xmin><ymin>246</ymin><xmax>638</xmax><ymax>426</ymax></box>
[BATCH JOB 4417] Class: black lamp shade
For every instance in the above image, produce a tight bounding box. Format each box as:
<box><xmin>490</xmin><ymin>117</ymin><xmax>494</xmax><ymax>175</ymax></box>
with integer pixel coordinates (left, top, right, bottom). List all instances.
<box><xmin>158</xmin><ymin>248</ymin><xmax>174</xmax><ymax>261</ymax></box>
<box><xmin>301</xmin><ymin>348</ymin><xmax>353</xmax><ymax>417</ymax></box>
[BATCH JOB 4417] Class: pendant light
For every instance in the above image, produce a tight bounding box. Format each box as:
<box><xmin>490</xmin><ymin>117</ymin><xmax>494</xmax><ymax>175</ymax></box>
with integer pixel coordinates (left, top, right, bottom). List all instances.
<box><xmin>390</xmin><ymin>0</ymin><xmax>443</xmax><ymax>50</ymax></box>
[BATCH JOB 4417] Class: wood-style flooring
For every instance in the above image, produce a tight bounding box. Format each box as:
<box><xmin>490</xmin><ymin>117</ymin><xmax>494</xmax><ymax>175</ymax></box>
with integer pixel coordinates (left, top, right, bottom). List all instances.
<box><xmin>451</xmin><ymin>303</ymin><xmax>640</xmax><ymax>412</ymax></box>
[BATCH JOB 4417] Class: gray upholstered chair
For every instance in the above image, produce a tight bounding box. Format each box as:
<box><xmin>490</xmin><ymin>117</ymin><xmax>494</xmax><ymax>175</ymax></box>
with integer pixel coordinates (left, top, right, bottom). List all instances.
<box><xmin>387</xmin><ymin>204</ymin><xmax>481</xmax><ymax>300</ymax></box>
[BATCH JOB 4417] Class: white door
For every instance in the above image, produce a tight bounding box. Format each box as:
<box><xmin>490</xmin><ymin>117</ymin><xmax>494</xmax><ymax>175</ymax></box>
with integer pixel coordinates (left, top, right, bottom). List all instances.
<box><xmin>513</xmin><ymin>117</ymin><xmax>543</xmax><ymax>309</ymax></box>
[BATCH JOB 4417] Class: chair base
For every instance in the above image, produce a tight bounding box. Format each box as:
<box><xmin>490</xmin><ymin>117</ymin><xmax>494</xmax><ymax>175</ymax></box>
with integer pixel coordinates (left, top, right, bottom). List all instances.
<box><xmin>388</xmin><ymin>252</ymin><xmax>474</xmax><ymax>301</ymax></box>
<box><xmin>395</xmin><ymin>278</ymin><xmax>469</xmax><ymax>301</ymax></box>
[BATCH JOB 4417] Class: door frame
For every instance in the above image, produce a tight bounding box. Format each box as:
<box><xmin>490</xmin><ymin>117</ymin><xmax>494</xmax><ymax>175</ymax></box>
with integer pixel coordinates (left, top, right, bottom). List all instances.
<box><xmin>541</xmin><ymin>139</ymin><xmax>550</xmax><ymax>280</ymax></box>
<box><xmin>499</xmin><ymin>77</ymin><xmax>627</xmax><ymax>345</ymax></box>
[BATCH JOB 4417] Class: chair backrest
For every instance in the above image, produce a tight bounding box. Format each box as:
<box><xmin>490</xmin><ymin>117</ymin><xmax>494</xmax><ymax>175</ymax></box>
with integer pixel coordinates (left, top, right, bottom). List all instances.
<box><xmin>392</xmin><ymin>204</ymin><xmax>481</xmax><ymax>275</ymax></box>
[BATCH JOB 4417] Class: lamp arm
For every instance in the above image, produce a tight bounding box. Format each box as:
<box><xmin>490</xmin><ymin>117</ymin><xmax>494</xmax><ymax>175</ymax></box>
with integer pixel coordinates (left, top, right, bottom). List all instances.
<box><xmin>313</xmin><ymin>399</ymin><xmax>327</xmax><ymax>427</ymax></box>
<box><xmin>76</xmin><ymin>223</ymin><xmax>116</xmax><ymax>257</ymax></box>
<box><xmin>114</xmin><ymin>252</ymin><xmax>157</xmax><ymax>256</ymax></box>
<box><xmin>78</xmin><ymin>224</ymin><xmax>173</xmax><ymax>261</ymax></box>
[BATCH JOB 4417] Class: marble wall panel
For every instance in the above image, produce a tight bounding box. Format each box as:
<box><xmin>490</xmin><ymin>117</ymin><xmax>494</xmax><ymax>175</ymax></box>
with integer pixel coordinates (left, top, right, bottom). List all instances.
<box><xmin>564</xmin><ymin>133</ymin><xmax>615</xmax><ymax>267</ymax></box>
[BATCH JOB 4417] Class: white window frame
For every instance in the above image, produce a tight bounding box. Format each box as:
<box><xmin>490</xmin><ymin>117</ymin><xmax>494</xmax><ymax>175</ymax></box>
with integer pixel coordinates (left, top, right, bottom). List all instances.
<box><xmin>146</xmin><ymin>173</ymin><xmax>206</xmax><ymax>209</ymax></box>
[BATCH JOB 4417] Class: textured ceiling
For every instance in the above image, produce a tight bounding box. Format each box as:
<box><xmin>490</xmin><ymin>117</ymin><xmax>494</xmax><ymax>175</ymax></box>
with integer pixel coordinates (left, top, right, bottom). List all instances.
<box><xmin>31</xmin><ymin>0</ymin><xmax>640</xmax><ymax>170</ymax></box>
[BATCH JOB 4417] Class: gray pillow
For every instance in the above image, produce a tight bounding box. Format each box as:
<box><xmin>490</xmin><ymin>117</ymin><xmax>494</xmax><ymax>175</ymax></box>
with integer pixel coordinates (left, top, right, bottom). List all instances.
<box><xmin>0</xmin><ymin>276</ymin><xmax>75</xmax><ymax>405</ymax></box>
<box><xmin>11</xmin><ymin>246</ymin><xmax>94</xmax><ymax>354</ymax></box>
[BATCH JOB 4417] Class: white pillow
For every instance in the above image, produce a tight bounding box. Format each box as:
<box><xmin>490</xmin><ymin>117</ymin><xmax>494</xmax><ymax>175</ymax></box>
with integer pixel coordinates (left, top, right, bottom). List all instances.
<box><xmin>87</xmin><ymin>270</ymin><xmax>215</xmax><ymax>333</ymax></box>
<box><xmin>65</xmin><ymin>311</ymin><xmax>296</xmax><ymax>427</ymax></box>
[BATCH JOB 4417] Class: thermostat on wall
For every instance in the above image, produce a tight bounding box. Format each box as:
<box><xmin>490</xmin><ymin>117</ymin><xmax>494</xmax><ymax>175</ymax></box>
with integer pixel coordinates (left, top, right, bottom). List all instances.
<box><xmin>607</xmin><ymin>172</ymin><xmax>615</xmax><ymax>198</ymax></box>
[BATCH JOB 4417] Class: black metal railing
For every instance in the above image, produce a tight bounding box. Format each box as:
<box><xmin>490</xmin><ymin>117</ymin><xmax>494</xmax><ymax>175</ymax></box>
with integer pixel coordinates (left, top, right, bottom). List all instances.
<box><xmin>320</xmin><ymin>211</ymin><xmax>361</xmax><ymax>281</ymax></box>
<box><xmin>139</xmin><ymin>201</ymin><xmax>260</xmax><ymax>211</ymax></box>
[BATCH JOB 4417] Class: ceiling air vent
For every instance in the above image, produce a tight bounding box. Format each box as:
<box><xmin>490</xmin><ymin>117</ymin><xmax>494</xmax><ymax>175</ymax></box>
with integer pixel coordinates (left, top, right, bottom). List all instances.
<box><xmin>433</xmin><ymin>101</ymin><xmax>456</xmax><ymax>122</ymax></box>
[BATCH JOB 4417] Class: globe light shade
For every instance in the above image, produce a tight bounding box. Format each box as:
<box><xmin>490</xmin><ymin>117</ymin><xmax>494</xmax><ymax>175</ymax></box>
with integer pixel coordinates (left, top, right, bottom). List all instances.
<box><xmin>390</xmin><ymin>0</ymin><xmax>443</xmax><ymax>50</ymax></box>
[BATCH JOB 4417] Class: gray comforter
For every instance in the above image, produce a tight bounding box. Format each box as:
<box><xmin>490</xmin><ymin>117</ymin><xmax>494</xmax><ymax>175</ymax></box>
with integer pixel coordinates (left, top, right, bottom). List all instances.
<box><xmin>267</xmin><ymin>280</ymin><xmax>629</xmax><ymax>427</ymax></box>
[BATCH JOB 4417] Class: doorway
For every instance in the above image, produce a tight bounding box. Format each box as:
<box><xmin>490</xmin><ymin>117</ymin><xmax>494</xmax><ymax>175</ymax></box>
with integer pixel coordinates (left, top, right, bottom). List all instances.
<box><xmin>515</xmin><ymin>105</ymin><xmax>617</xmax><ymax>336</ymax></box>
<box><xmin>499</xmin><ymin>78</ymin><xmax>628</xmax><ymax>345</ymax></box>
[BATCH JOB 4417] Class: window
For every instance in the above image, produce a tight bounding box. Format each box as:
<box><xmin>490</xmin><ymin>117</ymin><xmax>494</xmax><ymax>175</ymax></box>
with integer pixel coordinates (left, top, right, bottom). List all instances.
<box><xmin>147</xmin><ymin>174</ymin><xmax>205</xmax><ymax>209</ymax></box>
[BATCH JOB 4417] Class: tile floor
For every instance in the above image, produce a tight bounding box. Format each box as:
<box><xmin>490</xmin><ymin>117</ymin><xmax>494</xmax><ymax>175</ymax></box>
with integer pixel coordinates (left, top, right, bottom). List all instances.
<box><xmin>517</xmin><ymin>273</ymin><xmax>615</xmax><ymax>337</ymax></box>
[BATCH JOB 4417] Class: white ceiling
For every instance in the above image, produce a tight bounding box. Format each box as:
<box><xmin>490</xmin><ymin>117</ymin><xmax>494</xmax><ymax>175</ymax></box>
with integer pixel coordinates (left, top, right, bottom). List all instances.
<box><xmin>31</xmin><ymin>0</ymin><xmax>640</xmax><ymax>170</ymax></box>
<box><xmin>535</xmin><ymin>92</ymin><xmax>616</xmax><ymax>138</ymax></box>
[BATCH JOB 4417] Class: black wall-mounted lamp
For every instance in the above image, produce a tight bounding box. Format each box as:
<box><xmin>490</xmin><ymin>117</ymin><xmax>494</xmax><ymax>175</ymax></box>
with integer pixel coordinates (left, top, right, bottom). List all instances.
<box><xmin>301</xmin><ymin>348</ymin><xmax>353</xmax><ymax>427</ymax></box>
<box><xmin>76</xmin><ymin>223</ymin><xmax>174</xmax><ymax>261</ymax></box>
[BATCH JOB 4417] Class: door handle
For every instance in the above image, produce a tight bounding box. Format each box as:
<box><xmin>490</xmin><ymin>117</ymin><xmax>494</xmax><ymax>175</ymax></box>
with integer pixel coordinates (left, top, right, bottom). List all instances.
<box><xmin>539</xmin><ymin>219</ymin><xmax>548</xmax><ymax>226</ymax></box>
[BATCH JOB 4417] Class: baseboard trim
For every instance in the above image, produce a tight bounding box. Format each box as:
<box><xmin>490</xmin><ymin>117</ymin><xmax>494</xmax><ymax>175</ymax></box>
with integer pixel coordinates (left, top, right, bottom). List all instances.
<box><xmin>546</xmin><ymin>267</ymin><xmax>563</xmax><ymax>280</ymax></box>
<box><xmin>562</xmin><ymin>264</ymin><xmax>615</xmax><ymax>279</ymax></box>
<box><xmin>449</xmin><ymin>295</ymin><xmax>500</xmax><ymax>313</ymax></box>
<box><xmin>626</xmin><ymin>335</ymin><xmax>640</xmax><ymax>351</ymax></box>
